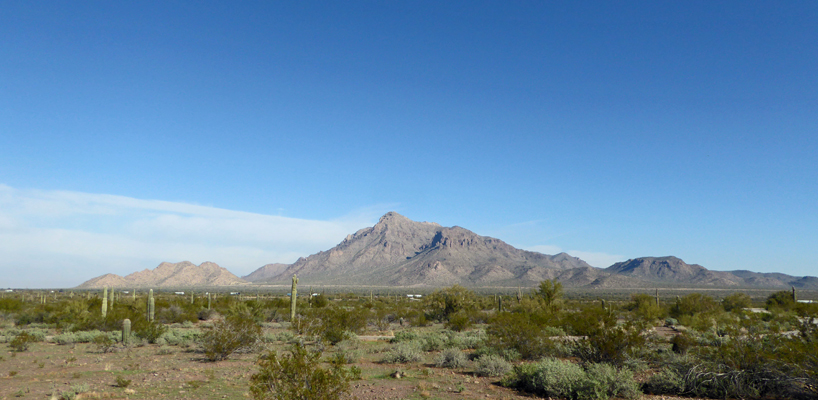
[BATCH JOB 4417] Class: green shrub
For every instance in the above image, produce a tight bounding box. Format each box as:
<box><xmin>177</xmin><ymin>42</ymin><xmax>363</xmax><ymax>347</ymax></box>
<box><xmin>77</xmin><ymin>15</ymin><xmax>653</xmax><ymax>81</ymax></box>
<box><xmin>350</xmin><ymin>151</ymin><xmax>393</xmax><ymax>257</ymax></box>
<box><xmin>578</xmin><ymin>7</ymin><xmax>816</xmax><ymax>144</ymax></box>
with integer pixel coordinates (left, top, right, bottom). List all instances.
<box><xmin>115</xmin><ymin>376</ymin><xmax>132</xmax><ymax>388</ymax></box>
<box><xmin>382</xmin><ymin>341</ymin><xmax>422</xmax><ymax>364</ymax></box>
<box><xmin>93</xmin><ymin>334</ymin><xmax>117</xmax><ymax>353</ymax></box>
<box><xmin>250</xmin><ymin>343</ymin><xmax>353</xmax><ymax>400</ymax></box>
<box><xmin>670</xmin><ymin>333</ymin><xmax>694</xmax><ymax>354</ymax></box>
<box><xmin>503</xmin><ymin>358</ymin><xmax>586</xmax><ymax>399</ymax></box>
<box><xmin>134</xmin><ymin>320</ymin><xmax>168</xmax><ymax>344</ymax></box>
<box><xmin>670</xmin><ymin>293</ymin><xmax>719</xmax><ymax>318</ymax></box>
<box><xmin>9</xmin><ymin>332</ymin><xmax>34</xmax><ymax>352</ymax></box>
<box><xmin>301</xmin><ymin>306</ymin><xmax>369</xmax><ymax>345</ymax></box>
<box><xmin>435</xmin><ymin>347</ymin><xmax>468</xmax><ymax>369</ymax></box>
<box><xmin>625</xmin><ymin>293</ymin><xmax>665</xmax><ymax>322</ymax></box>
<box><xmin>475</xmin><ymin>354</ymin><xmax>512</xmax><ymax>377</ymax></box>
<box><xmin>445</xmin><ymin>310</ymin><xmax>472</xmax><ymax>332</ymax></box>
<box><xmin>503</xmin><ymin>358</ymin><xmax>640</xmax><ymax>400</ymax></box>
<box><xmin>580</xmin><ymin>363</ymin><xmax>640</xmax><ymax>400</ymax></box>
<box><xmin>766</xmin><ymin>290</ymin><xmax>796</xmax><ymax>310</ymax></box>
<box><xmin>486</xmin><ymin>312</ymin><xmax>558</xmax><ymax>360</ymax></box>
<box><xmin>571</xmin><ymin>324</ymin><xmax>645</xmax><ymax>366</ymax></box>
<box><xmin>202</xmin><ymin>316</ymin><xmax>261</xmax><ymax>362</ymax></box>
<box><xmin>722</xmin><ymin>292</ymin><xmax>752</xmax><ymax>312</ymax></box>
<box><xmin>424</xmin><ymin>285</ymin><xmax>477</xmax><ymax>322</ymax></box>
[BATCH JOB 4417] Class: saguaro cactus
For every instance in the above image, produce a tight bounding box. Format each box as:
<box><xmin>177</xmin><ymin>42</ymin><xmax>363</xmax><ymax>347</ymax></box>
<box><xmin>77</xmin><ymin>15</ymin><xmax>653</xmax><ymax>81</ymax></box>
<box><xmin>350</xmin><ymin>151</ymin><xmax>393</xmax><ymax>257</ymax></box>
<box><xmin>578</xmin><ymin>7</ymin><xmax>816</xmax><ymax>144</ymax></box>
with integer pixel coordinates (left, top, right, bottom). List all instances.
<box><xmin>207</xmin><ymin>292</ymin><xmax>212</xmax><ymax>310</ymax></box>
<box><xmin>290</xmin><ymin>274</ymin><xmax>298</xmax><ymax>321</ymax></box>
<box><xmin>122</xmin><ymin>318</ymin><xmax>131</xmax><ymax>345</ymax></box>
<box><xmin>793</xmin><ymin>286</ymin><xmax>797</xmax><ymax>302</ymax></box>
<box><xmin>110</xmin><ymin>288</ymin><xmax>115</xmax><ymax>308</ymax></box>
<box><xmin>102</xmin><ymin>287</ymin><xmax>108</xmax><ymax>318</ymax></box>
<box><xmin>655</xmin><ymin>288</ymin><xmax>660</xmax><ymax>307</ymax></box>
<box><xmin>147</xmin><ymin>289</ymin><xmax>155</xmax><ymax>322</ymax></box>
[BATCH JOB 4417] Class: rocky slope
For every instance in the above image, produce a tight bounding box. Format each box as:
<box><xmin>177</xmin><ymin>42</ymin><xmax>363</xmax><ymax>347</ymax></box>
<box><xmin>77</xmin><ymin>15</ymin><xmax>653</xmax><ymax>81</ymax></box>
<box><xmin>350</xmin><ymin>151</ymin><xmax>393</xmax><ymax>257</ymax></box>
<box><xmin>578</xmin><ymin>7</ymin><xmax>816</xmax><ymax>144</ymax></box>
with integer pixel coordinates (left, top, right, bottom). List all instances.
<box><xmin>242</xmin><ymin>263</ymin><xmax>289</xmax><ymax>282</ymax></box>
<box><xmin>77</xmin><ymin>261</ymin><xmax>247</xmax><ymax>289</ymax></box>
<box><xmin>256</xmin><ymin>212</ymin><xmax>594</xmax><ymax>286</ymax></box>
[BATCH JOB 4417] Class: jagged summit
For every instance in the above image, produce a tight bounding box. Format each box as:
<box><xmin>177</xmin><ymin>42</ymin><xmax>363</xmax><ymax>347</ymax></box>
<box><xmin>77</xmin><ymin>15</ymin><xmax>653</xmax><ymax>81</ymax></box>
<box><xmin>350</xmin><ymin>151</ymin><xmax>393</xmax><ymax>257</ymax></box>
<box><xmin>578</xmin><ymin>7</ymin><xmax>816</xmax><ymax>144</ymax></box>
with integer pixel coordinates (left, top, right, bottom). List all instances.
<box><xmin>250</xmin><ymin>212</ymin><xmax>592</xmax><ymax>286</ymax></box>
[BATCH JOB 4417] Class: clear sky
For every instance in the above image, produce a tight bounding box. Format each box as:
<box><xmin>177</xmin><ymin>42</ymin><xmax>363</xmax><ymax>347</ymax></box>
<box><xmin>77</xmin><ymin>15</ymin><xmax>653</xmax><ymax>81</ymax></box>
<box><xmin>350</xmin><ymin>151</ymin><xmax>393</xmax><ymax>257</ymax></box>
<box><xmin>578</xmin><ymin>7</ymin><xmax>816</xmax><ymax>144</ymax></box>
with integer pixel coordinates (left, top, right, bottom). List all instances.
<box><xmin>1</xmin><ymin>1</ymin><xmax>816</xmax><ymax>288</ymax></box>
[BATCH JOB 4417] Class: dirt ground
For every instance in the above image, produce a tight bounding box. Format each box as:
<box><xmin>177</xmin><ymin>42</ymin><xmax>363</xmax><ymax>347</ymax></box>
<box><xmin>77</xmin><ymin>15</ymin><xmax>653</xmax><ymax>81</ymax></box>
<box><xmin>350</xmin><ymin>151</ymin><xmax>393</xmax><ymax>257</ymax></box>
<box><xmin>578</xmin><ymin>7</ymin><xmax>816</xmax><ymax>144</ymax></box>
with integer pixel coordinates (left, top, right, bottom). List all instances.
<box><xmin>0</xmin><ymin>326</ymin><xmax>708</xmax><ymax>400</ymax></box>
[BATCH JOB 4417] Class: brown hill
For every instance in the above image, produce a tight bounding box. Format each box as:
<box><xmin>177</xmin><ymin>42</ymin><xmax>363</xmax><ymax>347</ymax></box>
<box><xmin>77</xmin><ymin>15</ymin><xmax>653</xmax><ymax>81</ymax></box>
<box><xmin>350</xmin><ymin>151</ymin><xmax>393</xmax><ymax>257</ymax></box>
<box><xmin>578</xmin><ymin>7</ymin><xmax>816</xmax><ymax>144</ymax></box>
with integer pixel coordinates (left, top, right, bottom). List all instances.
<box><xmin>76</xmin><ymin>261</ymin><xmax>247</xmax><ymax>289</ymax></box>
<box><xmin>605</xmin><ymin>256</ymin><xmax>744</xmax><ymax>286</ymax></box>
<box><xmin>242</xmin><ymin>263</ymin><xmax>289</xmax><ymax>282</ymax></box>
<box><xmin>257</xmin><ymin>212</ymin><xmax>593</xmax><ymax>287</ymax></box>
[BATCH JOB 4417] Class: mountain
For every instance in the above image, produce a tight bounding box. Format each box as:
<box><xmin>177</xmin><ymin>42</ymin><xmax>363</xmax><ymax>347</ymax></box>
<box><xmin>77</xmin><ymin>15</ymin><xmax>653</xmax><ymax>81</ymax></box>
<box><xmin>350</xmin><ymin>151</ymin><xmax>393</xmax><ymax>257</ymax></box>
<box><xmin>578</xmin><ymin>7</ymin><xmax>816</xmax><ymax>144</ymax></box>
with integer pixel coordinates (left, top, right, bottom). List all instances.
<box><xmin>242</xmin><ymin>263</ymin><xmax>289</xmax><ymax>282</ymax></box>
<box><xmin>77</xmin><ymin>261</ymin><xmax>247</xmax><ymax>289</ymax></box>
<box><xmin>606</xmin><ymin>257</ymin><xmax>818</xmax><ymax>289</ymax></box>
<box><xmin>254</xmin><ymin>211</ymin><xmax>594</xmax><ymax>287</ymax></box>
<box><xmin>606</xmin><ymin>257</ymin><xmax>743</xmax><ymax>286</ymax></box>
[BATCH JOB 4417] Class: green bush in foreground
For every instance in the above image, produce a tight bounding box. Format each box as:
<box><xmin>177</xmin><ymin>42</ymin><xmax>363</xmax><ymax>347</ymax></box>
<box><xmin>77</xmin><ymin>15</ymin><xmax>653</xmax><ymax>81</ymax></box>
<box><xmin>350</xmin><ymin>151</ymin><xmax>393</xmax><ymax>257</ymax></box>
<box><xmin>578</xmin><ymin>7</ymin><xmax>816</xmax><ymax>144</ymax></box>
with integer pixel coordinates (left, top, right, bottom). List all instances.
<box><xmin>502</xmin><ymin>357</ymin><xmax>640</xmax><ymax>400</ymax></box>
<box><xmin>474</xmin><ymin>354</ymin><xmax>512</xmax><ymax>377</ymax></box>
<box><xmin>9</xmin><ymin>332</ymin><xmax>35</xmax><ymax>352</ymax></box>
<box><xmin>250</xmin><ymin>343</ymin><xmax>352</xmax><ymax>400</ymax></box>
<box><xmin>381</xmin><ymin>341</ymin><xmax>423</xmax><ymax>364</ymax></box>
<box><xmin>435</xmin><ymin>347</ymin><xmax>468</xmax><ymax>369</ymax></box>
<box><xmin>202</xmin><ymin>316</ymin><xmax>261</xmax><ymax>362</ymax></box>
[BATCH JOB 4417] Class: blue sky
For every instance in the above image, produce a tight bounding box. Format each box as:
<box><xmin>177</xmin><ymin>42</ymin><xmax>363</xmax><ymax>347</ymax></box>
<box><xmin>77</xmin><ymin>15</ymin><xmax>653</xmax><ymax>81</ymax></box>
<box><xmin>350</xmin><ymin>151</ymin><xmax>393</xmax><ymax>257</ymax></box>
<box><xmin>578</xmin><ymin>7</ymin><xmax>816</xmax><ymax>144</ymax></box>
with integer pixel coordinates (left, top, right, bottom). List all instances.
<box><xmin>1</xmin><ymin>1</ymin><xmax>816</xmax><ymax>288</ymax></box>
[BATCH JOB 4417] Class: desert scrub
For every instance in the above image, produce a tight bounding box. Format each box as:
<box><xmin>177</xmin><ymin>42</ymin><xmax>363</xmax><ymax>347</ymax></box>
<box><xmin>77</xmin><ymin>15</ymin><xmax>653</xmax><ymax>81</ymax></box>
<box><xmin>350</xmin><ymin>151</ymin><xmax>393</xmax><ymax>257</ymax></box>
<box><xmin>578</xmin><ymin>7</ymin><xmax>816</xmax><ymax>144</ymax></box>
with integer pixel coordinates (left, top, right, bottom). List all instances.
<box><xmin>382</xmin><ymin>341</ymin><xmax>423</xmax><ymax>364</ymax></box>
<box><xmin>435</xmin><ymin>347</ymin><xmax>468</xmax><ymax>369</ymax></box>
<box><xmin>250</xmin><ymin>342</ymin><xmax>353</xmax><ymax>400</ymax></box>
<box><xmin>474</xmin><ymin>354</ymin><xmax>512</xmax><ymax>377</ymax></box>
<box><xmin>9</xmin><ymin>332</ymin><xmax>35</xmax><ymax>352</ymax></box>
<box><xmin>202</xmin><ymin>315</ymin><xmax>262</xmax><ymax>361</ymax></box>
<box><xmin>503</xmin><ymin>358</ymin><xmax>640</xmax><ymax>400</ymax></box>
<box><xmin>134</xmin><ymin>320</ymin><xmax>168</xmax><ymax>344</ymax></box>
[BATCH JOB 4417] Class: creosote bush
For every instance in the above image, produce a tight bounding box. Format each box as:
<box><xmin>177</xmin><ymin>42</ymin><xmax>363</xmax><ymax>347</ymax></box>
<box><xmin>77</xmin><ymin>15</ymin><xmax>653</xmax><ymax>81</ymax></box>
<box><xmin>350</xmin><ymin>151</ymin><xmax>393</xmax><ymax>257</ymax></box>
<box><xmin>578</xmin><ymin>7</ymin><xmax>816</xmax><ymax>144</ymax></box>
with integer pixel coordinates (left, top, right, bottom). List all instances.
<box><xmin>250</xmin><ymin>342</ymin><xmax>352</xmax><ymax>400</ymax></box>
<box><xmin>475</xmin><ymin>354</ymin><xmax>512</xmax><ymax>377</ymax></box>
<box><xmin>9</xmin><ymin>331</ymin><xmax>35</xmax><ymax>352</ymax></box>
<box><xmin>202</xmin><ymin>315</ymin><xmax>261</xmax><ymax>361</ymax></box>
<box><xmin>435</xmin><ymin>347</ymin><xmax>468</xmax><ymax>369</ymax></box>
<box><xmin>382</xmin><ymin>341</ymin><xmax>423</xmax><ymax>364</ymax></box>
<box><xmin>503</xmin><ymin>358</ymin><xmax>639</xmax><ymax>400</ymax></box>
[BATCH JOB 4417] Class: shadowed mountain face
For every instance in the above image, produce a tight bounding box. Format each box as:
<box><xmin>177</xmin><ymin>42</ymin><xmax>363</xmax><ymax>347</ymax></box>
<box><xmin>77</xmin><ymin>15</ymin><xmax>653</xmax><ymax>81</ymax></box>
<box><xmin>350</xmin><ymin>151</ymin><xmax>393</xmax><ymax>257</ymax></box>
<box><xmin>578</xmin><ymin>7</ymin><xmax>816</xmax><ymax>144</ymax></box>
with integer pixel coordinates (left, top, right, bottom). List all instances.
<box><xmin>256</xmin><ymin>212</ymin><xmax>593</xmax><ymax>286</ymax></box>
<box><xmin>77</xmin><ymin>261</ymin><xmax>247</xmax><ymax>289</ymax></box>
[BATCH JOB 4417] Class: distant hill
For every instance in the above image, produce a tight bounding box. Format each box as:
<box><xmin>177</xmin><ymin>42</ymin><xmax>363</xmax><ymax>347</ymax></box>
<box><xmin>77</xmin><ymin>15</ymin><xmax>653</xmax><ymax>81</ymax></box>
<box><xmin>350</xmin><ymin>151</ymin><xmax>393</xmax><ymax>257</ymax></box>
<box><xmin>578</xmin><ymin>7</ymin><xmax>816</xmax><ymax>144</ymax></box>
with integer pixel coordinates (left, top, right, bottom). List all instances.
<box><xmin>253</xmin><ymin>211</ymin><xmax>594</xmax><ymax>287</ymax></box>
<box><xmin>77</xmin><ymin>261</ymin><xmax>247</xmax><ymax>289</ymax></box>
<box><xmin>242</xmin><ymin>263</ymin><xmax>289</xmax><ymax>282</ymax></box>
<box><xmin>606</xmin><ymin>257</ymin><xmax>818</xmax><ymax>289</ymax></box>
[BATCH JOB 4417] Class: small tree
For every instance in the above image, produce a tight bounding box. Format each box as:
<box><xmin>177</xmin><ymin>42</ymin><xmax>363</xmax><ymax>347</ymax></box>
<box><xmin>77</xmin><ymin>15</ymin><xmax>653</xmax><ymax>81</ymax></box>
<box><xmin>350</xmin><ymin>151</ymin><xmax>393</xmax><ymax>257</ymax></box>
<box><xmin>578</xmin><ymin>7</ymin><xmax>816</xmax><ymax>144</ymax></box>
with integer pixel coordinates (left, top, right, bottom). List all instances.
<box><xmin>536</xmin><ymin>279</ymin><xmax>563</xmax><ymax>312</ymax></box>
<box><xmin>250</xmin><ymin>343</ymin><xmax>352</xmax><ymax>400</ymax></box>
<box><xmin>424</xmin><ymin>285</ymin><xmax>477</xmax><ymax>322</ymax></box>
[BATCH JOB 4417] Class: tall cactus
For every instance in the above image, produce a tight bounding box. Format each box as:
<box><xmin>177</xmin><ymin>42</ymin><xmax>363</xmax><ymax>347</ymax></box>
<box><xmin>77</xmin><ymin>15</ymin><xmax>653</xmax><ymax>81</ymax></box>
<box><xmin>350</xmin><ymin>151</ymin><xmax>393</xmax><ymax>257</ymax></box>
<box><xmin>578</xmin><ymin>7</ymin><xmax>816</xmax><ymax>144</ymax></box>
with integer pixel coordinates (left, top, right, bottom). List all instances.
<box><xmin>290</xmin><ymin>274</ymin><xmax>298</xmax><ymax>321</ymax></box>
<box><xmin>110</xmin><ymin>287</ymin><xmax>115</xmax><ymax>308</ymax></box>
<box><xmin>207</xmin><ymin>292</ymin><xmax>211</xmax><ymax>310</ymax></box>
<box><xmin>132</xmin><ymin>289</ymin><xmax>136</xmax><ymax>301</ymax></box>
<box><xmin>655</xmin><ymin>288</ymin><xmax>660</xmax><ymax>307</ymax></box>
<box><xmin>122</xmin><ymin>318</ymin><xmax>131</xmax><ymax>345</ymax></box>
<box><xmin>147</xmin><ymin>289</ymin><xmax>155</xmax><ymax>322</ymax></box>
<box><xmin>102</xmin><ymin>287</ymin><xmax>108</xmax><ymax>318</ymax></box>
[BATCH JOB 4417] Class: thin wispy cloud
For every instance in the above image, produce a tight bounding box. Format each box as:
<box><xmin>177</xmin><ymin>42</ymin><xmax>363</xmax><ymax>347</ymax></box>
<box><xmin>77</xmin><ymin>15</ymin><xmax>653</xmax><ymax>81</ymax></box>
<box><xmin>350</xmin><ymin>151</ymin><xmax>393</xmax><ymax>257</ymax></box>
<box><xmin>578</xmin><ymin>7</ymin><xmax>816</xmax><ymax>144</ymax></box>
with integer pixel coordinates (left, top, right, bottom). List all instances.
<box><xmin>0</xmin><ymin>184</ymin><xmax>389</xmax><ymax>288</ymax></box>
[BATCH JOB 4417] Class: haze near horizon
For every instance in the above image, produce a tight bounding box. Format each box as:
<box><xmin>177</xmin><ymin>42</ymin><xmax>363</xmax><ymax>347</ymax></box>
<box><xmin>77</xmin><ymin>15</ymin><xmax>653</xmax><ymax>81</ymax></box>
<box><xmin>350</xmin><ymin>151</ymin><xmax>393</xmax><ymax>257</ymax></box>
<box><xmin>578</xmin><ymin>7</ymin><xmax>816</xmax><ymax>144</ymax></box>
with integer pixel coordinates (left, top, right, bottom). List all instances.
<box><xmin>1</xmin><ymin>2</ymin><xmax>816</xmax><ymax>288</ymax></box>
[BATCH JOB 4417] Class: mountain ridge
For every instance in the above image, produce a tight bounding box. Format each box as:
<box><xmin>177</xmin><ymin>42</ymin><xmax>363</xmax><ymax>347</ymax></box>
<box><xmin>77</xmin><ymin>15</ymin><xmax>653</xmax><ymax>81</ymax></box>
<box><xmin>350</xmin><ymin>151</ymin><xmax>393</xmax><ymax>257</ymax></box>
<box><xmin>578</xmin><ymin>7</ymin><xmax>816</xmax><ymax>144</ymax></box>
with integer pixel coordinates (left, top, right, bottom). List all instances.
<box><xmin>76</xmin><ymin>212</ymin><xmax>818</xmax><ymax>289</ymax></box>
